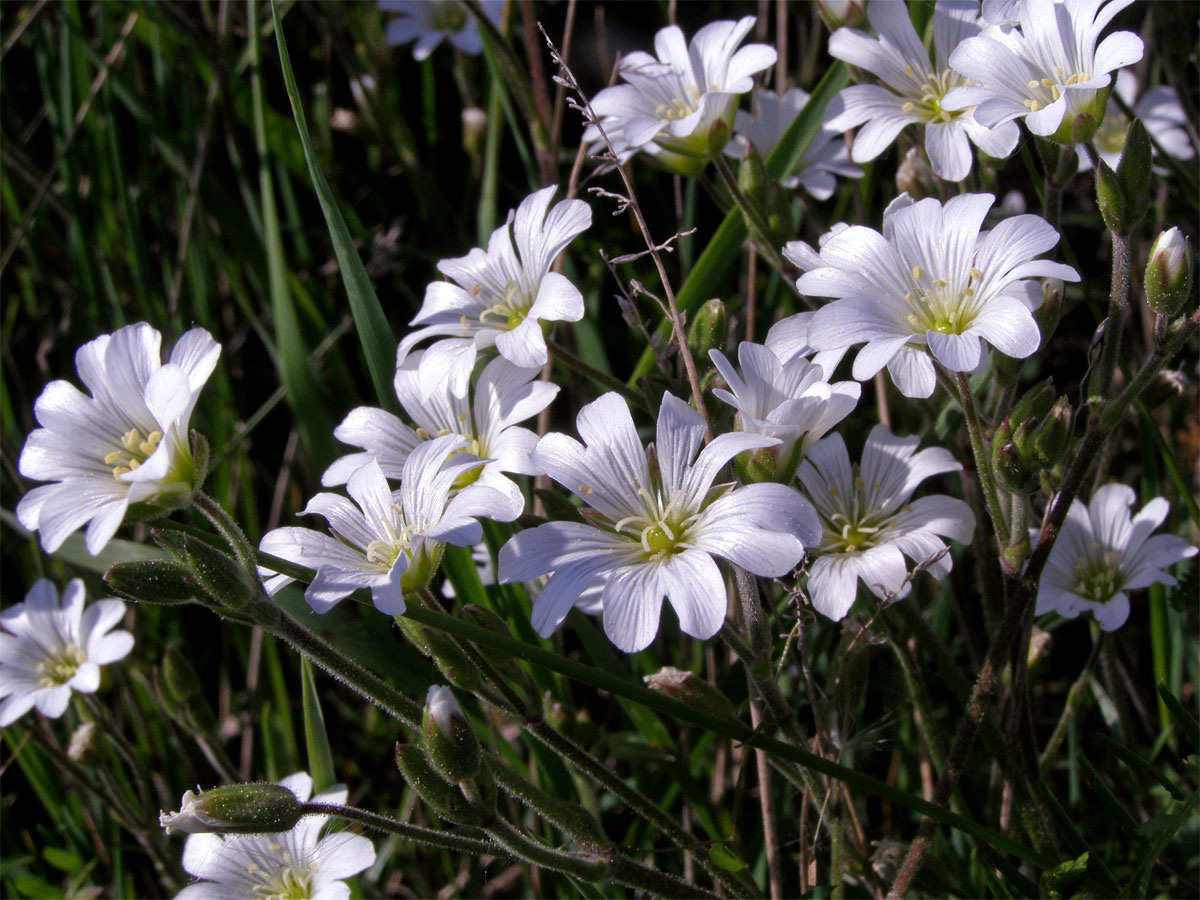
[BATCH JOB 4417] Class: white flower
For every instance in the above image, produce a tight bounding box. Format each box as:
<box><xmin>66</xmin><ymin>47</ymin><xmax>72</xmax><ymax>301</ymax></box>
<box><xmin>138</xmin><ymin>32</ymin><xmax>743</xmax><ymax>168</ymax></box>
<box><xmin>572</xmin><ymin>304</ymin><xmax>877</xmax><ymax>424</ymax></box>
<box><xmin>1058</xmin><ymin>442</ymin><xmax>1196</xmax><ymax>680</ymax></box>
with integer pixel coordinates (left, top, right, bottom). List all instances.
<box><xmin>944</xmin><ymin>0</ymin><xmax>1143</xmax><ymax>142</ymax></box>
<box><xmin>322</xmin><ymin>352</ymin><xmax>557</xmax><ymax>521</ymax></box>
<box><xmin>797</xmin><ymin>426</ymin><xmax>975</xmax><ymax>621</ymax></box>
<box><xmin>1076</xmin><ymin>69</ymin><xmax>1196</xmax><ymax>171</ymax></box>
<box><xmin>709</xmin><ymin>340</ymin><xmax>861</xmax><ymax>476</ymax></box>
<box><xmin>176</xmin><ymin>772</ymin><xmax>374</xmax><ymax>900</ymax></box>
<box><xmin>424</xmin><ymin>684</ymin><xmax>463</xmax><ymax>730</ymax></box>
<box><xmin>824</xmin><ymin>1</ymin><xmax>1019</xmax><ymax>182</ymax></box>
<box><xmin>1037</xmin><ymin>484</ymin><xmax>1197</xmax><ymax>631</ymax></box>
<box><xmin>17</xmin><ymin>323</ymin><xmax>220</xmax><ymax>554</ymax></box>
<box><xmin>0</xmin><ymin>579</ymin><xmax>133</xmax><ymax>726</ymax></box>
<box><xmin>587</xmin><ymin>18</ymin><xmax>776</xmax><ymax>164</ymax></box>
<box><xmin>378</xmin><ymin>0</ymin><xmax>501</xmax><ymax>60</ymax></box>
<box><xmin>498</xmin><ymin>392</ymin><xmax>820</xmax><ymax>653</ymax></box>
<box><xmin>793</xmin><ymin>192</ymin><xmax>1080</xmax><ymax>398</ymax></box>
<box><xmin>259</xmin><ymin>437</ymin><xmax>513</xmax><ymax>616</ymax></box>
<box><xmin>761</xmin><ymin>310</ymin><xmax>849</xmax><ymax>379</ymax></box>
<box><xmin>398</xmin><ymin>187</ymin><xmax>591</xmax><ymax>398</ymax></box>
<box><xmin>725</xmin><ymin>89</ymin><xmax>863</xmax><ymax>199</ymax></box>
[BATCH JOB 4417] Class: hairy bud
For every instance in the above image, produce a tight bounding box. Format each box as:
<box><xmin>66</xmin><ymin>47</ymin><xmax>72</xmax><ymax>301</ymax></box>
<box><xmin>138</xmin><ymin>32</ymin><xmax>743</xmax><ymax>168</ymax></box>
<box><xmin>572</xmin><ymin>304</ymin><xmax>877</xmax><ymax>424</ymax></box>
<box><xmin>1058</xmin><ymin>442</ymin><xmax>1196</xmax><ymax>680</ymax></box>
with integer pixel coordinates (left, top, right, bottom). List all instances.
<box><xmin>104</xmin><ymin>559</ymin><xmax>195</xmax><ymax>606</ymax></box>
<box><xmin>184</xmin><ymin>535</ymin><xmax>257</xmax><ymax>609</ymax></box>
<box><xmin>423</xmin><ymin>686</ymin><xmax>481</xmax><ymax>784</ymax></box>
<box><xmin>644</xmin><ymin>667</ymin><xmax>735</xmax><ymax>719</ymax></box>
<box><xmin>1116</xmin><ymin>119</ymin><xmax>1152</xmax><ymax>226</ymax></box>
<box><xmin>688</xmin><ymin>299</ymin><xmax>727</xmax><ymax>360</ymax></box>
<box><xmin>1095</xmin><ymin>158</ymin><xmax>1127</xmax><ymax>233</ymax></box>
<box><xmin>159</xmin><ymin>782</ymin><xmax>302</xmax><ymax>835</ymax></box>
<box><xmin>1144</xmin><ymin>227</ymin><xmax>1192</xmax><ymax>317</ymax></box>
<box><xmin>394</xmin><ymin>743</ymin><xmax>484</xmax><ymax>825</ymax></box>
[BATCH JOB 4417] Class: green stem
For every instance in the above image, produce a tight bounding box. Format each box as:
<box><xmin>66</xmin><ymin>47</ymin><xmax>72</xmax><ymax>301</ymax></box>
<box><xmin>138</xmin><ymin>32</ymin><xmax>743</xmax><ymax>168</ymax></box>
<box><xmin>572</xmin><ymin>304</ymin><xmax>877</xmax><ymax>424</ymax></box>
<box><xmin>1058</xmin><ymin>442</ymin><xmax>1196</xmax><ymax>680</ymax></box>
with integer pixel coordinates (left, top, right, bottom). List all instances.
<box><xmin>300</xmin><ymin>802</ymin><xmax>499</xmax><ymax>855</ymax></box>
<box><xmin>547</xmin><ymin>340</ymin><xmax>646</xmax><ymax>405</ymax></box>
<box><xmin>955</xmin><ymin>372</ymin><xmax>1011</xmax><ymax>546</ymax></box>
<box><xmin>194</xmin><ymin>491</ymin><xmax>258</xmax><ymax>574</ymax></box>
<box><xmin>1087</xmin><ymin>227</ymin><xmax>1132</xmax><ymax>405</ymax></box>
<box><xmin>1039</xmin><ymin>629</ymin><xmax>1105</xmax><ymax>771</ymax></box>
<box><xmin>711</xmin><ymin>154</ymin><xmax>792</xmax><ymax>278</ymax></box>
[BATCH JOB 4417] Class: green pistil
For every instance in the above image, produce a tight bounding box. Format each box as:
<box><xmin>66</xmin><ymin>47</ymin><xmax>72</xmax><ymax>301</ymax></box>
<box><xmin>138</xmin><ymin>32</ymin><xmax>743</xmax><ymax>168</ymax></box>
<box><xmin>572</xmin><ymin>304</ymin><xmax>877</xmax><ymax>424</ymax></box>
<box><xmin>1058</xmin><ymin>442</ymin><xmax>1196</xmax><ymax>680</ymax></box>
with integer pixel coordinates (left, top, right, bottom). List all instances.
<box><xmin>37</xmin><ymin>644</ymin><xmax>85</xmax><ymax>687</ymax></box>
<box><xmin>1074</xmin><ymin>550</ymin><xmax>1124</xmax><ymax>605</ymax></box>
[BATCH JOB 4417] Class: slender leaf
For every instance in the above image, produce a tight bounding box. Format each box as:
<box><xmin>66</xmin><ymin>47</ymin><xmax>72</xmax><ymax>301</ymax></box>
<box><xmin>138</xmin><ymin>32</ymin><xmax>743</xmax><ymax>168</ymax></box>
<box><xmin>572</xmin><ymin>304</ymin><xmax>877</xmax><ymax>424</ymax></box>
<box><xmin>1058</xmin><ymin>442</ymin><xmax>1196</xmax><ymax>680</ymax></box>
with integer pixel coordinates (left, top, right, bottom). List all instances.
<box><xmin>300</xmin><ymin>657</ymin><xmax>337</xmax><ymax>793</ymax></box>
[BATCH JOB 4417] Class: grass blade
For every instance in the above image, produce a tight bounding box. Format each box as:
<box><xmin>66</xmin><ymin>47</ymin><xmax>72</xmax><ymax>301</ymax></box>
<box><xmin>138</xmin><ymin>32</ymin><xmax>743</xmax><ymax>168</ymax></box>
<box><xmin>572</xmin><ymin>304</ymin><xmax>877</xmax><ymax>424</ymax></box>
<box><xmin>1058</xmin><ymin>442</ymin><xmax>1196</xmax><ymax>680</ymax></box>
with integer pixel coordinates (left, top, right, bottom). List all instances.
<box><xmin>300</xmin><ymin>657</ymin><xmax>337</xmax><ymax>792</ymax></box>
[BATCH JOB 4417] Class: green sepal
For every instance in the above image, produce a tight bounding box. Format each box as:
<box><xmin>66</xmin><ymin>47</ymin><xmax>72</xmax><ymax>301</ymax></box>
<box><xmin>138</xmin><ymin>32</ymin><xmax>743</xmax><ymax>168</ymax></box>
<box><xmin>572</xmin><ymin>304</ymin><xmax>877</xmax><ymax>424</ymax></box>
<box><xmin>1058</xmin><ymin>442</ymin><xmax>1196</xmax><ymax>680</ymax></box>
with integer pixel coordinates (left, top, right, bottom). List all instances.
<box><xmin>1116</xmin><ymin>119</ymin><xmax>1151</xmax><ymax>225</ymax></box>
<box><xmin>160</xmin><ymin>782</ymin><xmax>303</xmax><ymax>835</ymax></box>
<box><xmin>394</xmin><ymin>743</ymin><xmax>485</xmax><ymax>826</ymax></box>
<box><xmin>1095</xmin><ymin>158</ymin><xmax>1127</xmax><ymax>232</ymax></box>
<box><xmin>688</xmin><ymin>298</ymin><xmax>727</xmax><ymax>361</ymax></box>
<box><xmin>103</xmin><ymin>559</ymin><xmax>196</xmax><ymax>606</ymax></box>
<box><xmin>184</xmin><ymin>534</ymin><xmax>258</xmax><ymax>609</ymax></box>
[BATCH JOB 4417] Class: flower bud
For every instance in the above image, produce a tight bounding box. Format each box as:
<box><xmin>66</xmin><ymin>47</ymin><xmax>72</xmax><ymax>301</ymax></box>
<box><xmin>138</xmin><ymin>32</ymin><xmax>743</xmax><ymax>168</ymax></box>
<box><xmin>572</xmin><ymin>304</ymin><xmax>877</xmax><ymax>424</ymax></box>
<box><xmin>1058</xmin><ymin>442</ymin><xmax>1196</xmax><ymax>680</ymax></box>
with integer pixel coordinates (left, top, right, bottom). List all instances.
<box><xmin>104</xmin><ymin>559</ymin><xmax>196</xmax><ymax>606</ymax></box>
<box><xmin>1116</xmin><ymin>119</ymin><xmax>1152</xmax><ymax>225</ymax></box>
<box><xmin>734</xmin><ymin>444</ymin><xmax>779</xmax><ymax>485</ymax></box>
<box><xmin>895</xmin><ymin>146</ymin><xmax>937</xmax><ymax>200</ymax></box>
<box><xmin>1011</xmin><ymin>417</ymin><xmax>1039</xmax><ymax>461</ymax></box>
<box><xmin>1033</xmin><ymin>397</ymin><xmax>1073</xmax><ymax>465</ymax></box>
<box><xmin>1095</xmin><ymin>158</ymin><xmax>1127</xmax><ymax>233</ymax></box>
<box><xmin>162</xmin><ymin>644</ymin><xmax>203</xmax><ymax>708</ymax></box>
<box><xmin>993</xmin><ymin>441</ymin><xmax>1038</xmax><ymax>494</ymax></box>
<box><xmin>423</xmin><ymin>686</ymin><xmax>481</xmax><ymax>784</ymax></box>
<box><xmin>159</xmin><ymin>782</ymin><xmax>303</xmax><ymax>835</ymax></box>
<box><xmin>1144</xmin><ymin>227</ymin><xmax>1191</xmax><ymax>316</ymax></box>
<box><xmin>643</xmin><ymin>667</ymin><xmax>735</xmax><ymax>719</ymax></box>
<box><xmin>421</xmin><ymin>627</ymin><xmax>481</xmax><ymax>692</ymax></box>
<box><xmin>394</xmin><ymin>743</ymin><xmax>485</xmax><ymax>825</ymax></box>
<box><xmin>816</xmin><ymin>0</ymin><xmax>867</xmax><ymax>30</ymax></box>
<box><xmin>1034</xmin><ymin>277</ymin><xmax>1065</xmax><ymax>337</ymax></box>
<box><xmin>461</xmin><ymin>107</ymin><xmax>487</xmax><ymax>160</ymax></box>
<box><xmin>688</xmin><ymin>299</ymin><xmax>727</xmax><ymax>361</ymax></box>
<box><xmin>184</xmin><ymin>535</ymin><xmax>258</xmax><ymax>609</ymax></box>
<box><xmin>1010</xmin><ymin>379</ymin><xmax>1056</xmax><ymax>425</ymax></box>
<box><xmin>67</xmin><ymin>721</ymin><xmax>100</xmax><ymax>765</ymax></box>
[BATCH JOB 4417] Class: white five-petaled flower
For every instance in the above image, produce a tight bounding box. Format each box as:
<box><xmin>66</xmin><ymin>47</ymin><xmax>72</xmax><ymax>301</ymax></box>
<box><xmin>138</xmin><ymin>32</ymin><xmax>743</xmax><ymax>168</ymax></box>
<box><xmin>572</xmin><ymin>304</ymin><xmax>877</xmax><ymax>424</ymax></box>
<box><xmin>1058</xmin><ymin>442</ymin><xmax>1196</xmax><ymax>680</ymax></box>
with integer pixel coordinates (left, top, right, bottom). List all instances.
<box><xmin>0</xmin><ymin>579</ymin><xmax>133</xmax><ymax>726</ymax></box>
<box><xmin>824</xmin><ymin>1</ymin><xmax>1019</xmax><ymax>181</ymax></box>
<box><xmin>259</xmin><ymin>437</ymin><xmax>513</xmax><ymax>616</ymax></box>
<box><xmin>725</xmin><ymin>88</ymin><xmax>863</xmax><ymax>199</ymax></box>
<box><xmin>792</xmin><ymin>192</ymin><xmax>1080</xmax><ymax>398</ymax></box>
<box><xmin>709</xmin><ymin>340</ymin><xmax>861</xmax><ymax>476</ymax></box>
<box><xmin>398</xmin><ymin>187</ymin><xmax>591</xmax><ymax>399</ymax></box>
<box><xmin>18</xmin><ymin>322</ymin><xmax>221</xmax><ymax>554</ymax></box>
<box><xmin>1037</xmin><ymin>484</ymin><xmax>1197</xmax><ymax>632</ymax></box>
<box><xmin>498</xmin><ymin>392</ymin><xmax>820</xmax><ymax>653</ymax></box>
<box><xmin>1076</xmin><ymin>69</ymin><xmax>1195</xmax><ymax>171</ymax></box>
<box><xmin>797</xmin><ymin>426</ymin><xmax>975</xmax><ymax>621</ymax></box>
<box><xmin>378</xmin><ymin>0</ymin><xmax>501</xmax><ymax>60</ymax></box>
<box><xmin>176</xmin><ymin>772</ymin><xmax>375</xmax><ymax>900</ymax></box>
<box><xmin>943</xmin><ymin>0</ymin><xmax>1143</xmax><ymax>143</ymax></box>
<box><xmin>322</xmin><ymin>352</ymin><xmax>557</xmax><ymax>521</ymax></box>
<box><xmin>586</xmin><ymin>17</ymin><xmax>776</xmax><ymax>167</ymax></box>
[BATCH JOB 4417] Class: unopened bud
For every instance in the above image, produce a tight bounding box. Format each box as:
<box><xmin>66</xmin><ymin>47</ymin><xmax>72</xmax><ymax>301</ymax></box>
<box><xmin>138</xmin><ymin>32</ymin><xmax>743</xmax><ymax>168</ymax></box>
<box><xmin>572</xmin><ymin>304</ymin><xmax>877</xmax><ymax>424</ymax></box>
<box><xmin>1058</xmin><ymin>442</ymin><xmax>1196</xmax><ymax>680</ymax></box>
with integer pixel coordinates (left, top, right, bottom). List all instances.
<box><xmin>689</xmin><ymin>299</ymin><xmax>727</xmax><ymax>360</ymax></box>
<box><xmin>67</xmin><ymin>721</ymin><xmax>100</xmax><ymax>765</ymax></box>
<box><xmin>1034</xmin><ymin>277</ymin><xmax>1065</xmax><ymax>336</ymax></box>
<box><xmin>159</xmin><ymin>782</ymin><xmax>302</xmax><ymax>835</ymax></box>
<box><xmin>462</xmin><ymin>107</ymin><xmax>487</xmax><ymax>159</ymax></box>
<box><xmin>423</xmin><ymin>686</ymin><xmax>481</xmax><ymax>784</ymax></box>
<box><xmin>1033</xmin><ymin>397</ymin><xmax>1072</xmax><ymax>465</ymax></box>
<box><xmin>1095</xmin><ymin>158</ymin><xmax>1127</xmax><ymax>233</ymax></box>
<box><xmin>895</xmin><ymin>146</ymin><xmax>936</xmax><ymax>200</ymax></box>
<box><xmin>643</xmin><ymin>667</ymin><xmax>735</xmax><ymax>719</ymax></box>
<box><xmin>734</xmin><ymin>444</ymin><xmax>779</xmax><ymax>485</ymax></box>
<box><xmin>184</xmin><ymin>535</ymin><xmax>257</xmax><ymax>609</ymax></box>
<box><xmin>104</xmin><ymin>559</ymin><xmax>195</xmax><ymax>606</ymax></box>
<box><xmin>162</xmin><ymin>645</ymin><xmax>203</xmax><ymax>708</ymax></box>
<box><xmin>394</xmin><ymin>743</ymin><xmax>484</xmax><ymax>825</ymax></box>
<box><xmin>993</xmin><ymin>441</ymin><xmax>1038</xmax><ymax>494</ymax></box>
<box><xmin>1116</xmin><ymin>119</ymin><xmax>1151</xmax><ymax>225</ymax></box>
<box><xmin>816</xmin><ymin>0</ymin><xmax>867</xmax><ymax>30</ymax></box>
<box><xmin>1011</xmin><ymin>417</ymin><xmax>1039</xmax><ymax>460</ymax></box>
<box><xmin>1010</xmin><ymin>379</ymin><xmax>1056</xmax><ymax>425</ymax></box>
<box><xmin>1144</xmin><ymin>227</ymin><xmax>1191</xmax><ymax>316</ymax></box>
<box><xmin>420</xmin><ymin>627</ymin><xmax>481</xmax><ymax>691</ymax></box>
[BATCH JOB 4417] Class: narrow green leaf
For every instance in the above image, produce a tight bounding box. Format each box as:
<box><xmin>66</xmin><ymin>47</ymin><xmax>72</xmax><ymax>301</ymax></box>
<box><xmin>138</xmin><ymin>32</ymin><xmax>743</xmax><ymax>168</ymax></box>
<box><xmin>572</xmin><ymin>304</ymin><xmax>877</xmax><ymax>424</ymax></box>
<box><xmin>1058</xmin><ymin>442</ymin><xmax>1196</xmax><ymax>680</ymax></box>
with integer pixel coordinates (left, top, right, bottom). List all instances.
<box><xmin>1077</xmin><ymin>754</ymin><xmax>1139</xmax><ymax>836</ymax></box>
<box><xmin>1135</xmin><ymin>400</ymin><xmax>1200</xmax><ymax>528</ymax></box>
<box><xmin>1157</xmin><ymin>682</ymin><xmax>1200</xmax><ymax>747</ymax></box>
<box><xmin>709</xmin><ymin>845</ymin><xmax>749</xmax><ymax>873</ymax></box>
<box><xmin>300</xmin><ymin>657</ymin><xmax>337</xmax><ymax>793</ymax></box>
<box><xmin>630</xmin><ymin>62</ymin><xmax>849</xmax><ymax>381</ymax></box>
<box><xmin>270</xmin><ymin>0</ymin><xmax>397</xmax><ymax>412</ymax></box>
<box><xmin>1096</xmin><ymin>734</ymin><xmax>1188</xmax><ymax>800</ymax></box>
<box><xmin>1119</xmin><ymin>789</ymin><xmax>1199</xmax><ymax>898</ymax></box>
<box><xmin>441</xmin><ymin>544</ymin><xmax>490</xmax><ymax>609</ymax></box>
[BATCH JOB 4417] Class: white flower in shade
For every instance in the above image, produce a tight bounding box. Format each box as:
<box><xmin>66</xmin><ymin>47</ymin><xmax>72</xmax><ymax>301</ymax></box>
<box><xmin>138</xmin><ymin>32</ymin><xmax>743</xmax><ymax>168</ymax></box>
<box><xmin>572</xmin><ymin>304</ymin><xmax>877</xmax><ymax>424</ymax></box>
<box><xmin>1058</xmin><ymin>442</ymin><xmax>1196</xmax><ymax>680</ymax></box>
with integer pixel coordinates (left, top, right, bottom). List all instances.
<box><xmin>398</xmin><ymin>187</ymin><xmax>591</xmax><ymax>399</ymax></box>
<box><xmin>794</xmin><ymin>192</ymin><xmax>1080</xmax><ymax>398</ymax></box>
<box><xmin>498</xmin><ymin>392</ymin><xmax>820</xmax><ymax>653</ymax></box>
<box><xmin>1076</xmin><ymin>69</ymin><xmax>1196</xmax><ymax>171</ymax></box>
<box><xmin>943</xmin><ymin>0</ymin><xmax>1143</xmax><ymax>143</ymax></box>
<box><xmin>797</xmin><ymin>426</ymin><xmax>975</xmax><ymax>621</ymax></box>
<box><xmin>709</xmin><ymin>341</ymin><xmax>860</xmax><ymax>477</ymax></box>
<box><xmin>1037</xmin><ymin>484</ymin><xmax>1197</xmax><ymax>631</ymax></box>
<box><xmin>586</xmin><ymin>18</ymin><xmax>776</xmax><ymax>166</ymax></box>
<box><xmin>322</xmin><ymin>352</ymin><xmax>557</xmax><ymax>521</ymax></box>
<box><xmin>177</xmin><ymin>772</ymin><xmax>374</xmax><ymax>900</ymax></box>
<box><xmin>378</xmin><ymin>0</ymin><xmax>501</xmax><ymax>60</ymax></box>
<box><xmin>824</xmin><ymin>1</ymin><xmax>1019</xmax><ymax>181</ymax></box>
<box><xmin>259</xmin><ymin>437</ymin><xmax>513</xmax><ymax>616</ymax></box>
<box><xmin>17</xmin><ymin>323</ymin><xmax>220</xmax><ymax>554</ymax></box>
<box><xmin>0</xmin><ymin>579</ymin><xmax>133</xmax><ymax>726</ymax></box>
<box><xmin>725</xmin><ymin>89</ymin><xmax>863</xmax><ymax>199</ymax></box>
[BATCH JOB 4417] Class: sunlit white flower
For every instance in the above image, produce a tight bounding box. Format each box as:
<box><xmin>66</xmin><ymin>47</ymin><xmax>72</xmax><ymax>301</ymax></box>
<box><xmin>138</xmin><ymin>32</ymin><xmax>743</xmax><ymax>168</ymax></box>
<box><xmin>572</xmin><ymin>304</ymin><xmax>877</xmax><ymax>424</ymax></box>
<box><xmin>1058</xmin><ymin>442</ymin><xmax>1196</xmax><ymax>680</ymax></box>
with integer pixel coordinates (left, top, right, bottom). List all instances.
<box><xmin>398</xmin><ymin>187</ymin><xmax>590</xmax><ymax>399</ymax></box>
<box><xmin>177</xmin><ymin>772</ymin><xmax>374</xmax><ymax>900</ymax></box>
<box><xmin>944</xmin><ymin>0</ymin><xmax>1143</xmax><ymax>143</ymax></box>
<box><xmin>798</xmin><ymin>426</ymin><xmax>975</xmax><ymax>621</ymax></box>
<box><xmin>18</xmin><ymin>323</ymin><xmax>220</xmax><ymax>554</ymax></box>
<box><xmin>824</xmin><ymin>1</ymin><xmax>1019</xmax><ymax>181</ymax></box>
<box><xmin>793</xmin><ymin>192</ymin><xmax>1079</xmax><ymax>398</ymax></box>
<box><xmin>709</xmin><ymin>340</ymin><xmax>860</xmax><ymax>477</ymax></box>
<box><xmin>499</xmin><ymin>392</ymin><xmax>820</xmax><ymax>652</ymax></box>
<box><xmin>378</xmin><ymin>0</ymin><xmax>501</xmax><ymax>60</ymax></box>
<box><xmin>725</xmin><ymin>89</ymin><xmax>863</xmax><ymax>199</ymax></box>
<box><xmin>586</xmin><ymin>18</ymin><xmax>776</xmax><ymax>167</ymax></box>
<box><xmin>0</xmin><ymin>579</ymin><xmax>133</xmax><ymax>726</ymax></box>
<box><xmin>260</xmin><ymin>438</ymin><xmax>513</xmax><ymax>615</ymax></box>
<box><xmin>761</xmin><ymin>310</ymin><xmax>849</xmax><ymax>379</ymax></box>
<box><xmin>1038</xmin><ymin>484</ymin><xmax>1197</xmax><ymax>631</ymax></box>
<box><xmin>1076</xmin><ymin>69</ymin><xmax>1195</xmax><ymax>171</ymax></box>
<box><xmin>323</xmin><ymin>352</ymin><xmax>556</xmax><ymax>521</ymax></box>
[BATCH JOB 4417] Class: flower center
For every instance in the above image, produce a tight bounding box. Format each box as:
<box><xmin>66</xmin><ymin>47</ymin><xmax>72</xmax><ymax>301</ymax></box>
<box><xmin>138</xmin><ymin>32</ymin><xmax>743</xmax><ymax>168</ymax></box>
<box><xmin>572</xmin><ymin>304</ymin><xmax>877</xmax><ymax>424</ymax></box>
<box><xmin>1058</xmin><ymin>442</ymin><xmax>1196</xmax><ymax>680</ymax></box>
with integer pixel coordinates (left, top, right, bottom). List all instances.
<box><xmin>476</xmin><ymin>280</ymin><xmax>532</xmax><ymax>331</ymax></box>
<box><xmin>252</xmin><ymin>860</ymin><xmax>316</xmax><ymax>900</ymax></box>
<box><xmin>818</xmin><ymin>473</ymin><xmax>900</xmax><ymax>554</ymax></box>
<box><xmin>1073</xmin><ymin>548</ymin><xmax>1125</xmax><ymax>605</ymax></box>
<box><xmin>104</xmin><ymin>427</ymin><xmax>163</xmax><ymax>479</ymax></box>
<box><xmin>901</xmin><ymin>69</ymin><xmax>963</xmax><ymax>123</ymax></box>
<box><xmin>37</xmin><ymin>643</ymin><xmax>86</xmax><ymax>687</ymax></box>
<box><xmin>1023</xmin><ymin>71</ymin><xmax>1090</xmax><ymax>113</ymax></box>
<box><xmin>429</xmin><ymin>1</ymin><xmax>468</xmax><ymax>33</ymax></box>
<box><xmin>656</xmin><ymin>87</ymin><xmax>702</xmax><ymax>122</ymax></box>
<box><xmin>902</xmin><ymin>265</ymin><xmax>986</xmax><ymax>336</ymax></box>
<box><xmin>611</xmin><ymin>488</ymin><xmax>700</xmax><ymax>559</ymax></box>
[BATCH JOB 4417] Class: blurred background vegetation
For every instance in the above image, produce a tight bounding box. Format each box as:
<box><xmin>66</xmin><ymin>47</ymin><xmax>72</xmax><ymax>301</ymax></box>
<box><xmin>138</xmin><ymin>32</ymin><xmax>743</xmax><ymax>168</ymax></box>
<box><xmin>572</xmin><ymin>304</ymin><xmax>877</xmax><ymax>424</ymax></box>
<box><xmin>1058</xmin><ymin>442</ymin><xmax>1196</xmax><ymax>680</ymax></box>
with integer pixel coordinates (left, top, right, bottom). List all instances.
<box><xmin>1</xmin><ymin>1</ymin><xmax>1197</xmax><ymax>897</ymax></box>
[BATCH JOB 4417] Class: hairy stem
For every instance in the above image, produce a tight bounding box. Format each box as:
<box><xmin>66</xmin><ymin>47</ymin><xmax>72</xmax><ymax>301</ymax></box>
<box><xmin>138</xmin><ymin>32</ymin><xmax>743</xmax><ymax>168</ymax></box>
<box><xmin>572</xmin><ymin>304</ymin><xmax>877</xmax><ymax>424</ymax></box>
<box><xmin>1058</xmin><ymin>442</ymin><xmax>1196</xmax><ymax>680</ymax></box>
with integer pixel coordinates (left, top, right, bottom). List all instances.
<box><xmin>955</xmin><ymin>372</ymin><xmax>1011</xmax><ymax>546</ymax></box>
<box><xmin>1087</xmin><ymin>227</ymin><xmax>1132</xmax><ymax>405</ymax></box>
<box><xmin>301</xmin><ymin>802</ymin><xmax>499</xmax><ymax>854</ymax></box>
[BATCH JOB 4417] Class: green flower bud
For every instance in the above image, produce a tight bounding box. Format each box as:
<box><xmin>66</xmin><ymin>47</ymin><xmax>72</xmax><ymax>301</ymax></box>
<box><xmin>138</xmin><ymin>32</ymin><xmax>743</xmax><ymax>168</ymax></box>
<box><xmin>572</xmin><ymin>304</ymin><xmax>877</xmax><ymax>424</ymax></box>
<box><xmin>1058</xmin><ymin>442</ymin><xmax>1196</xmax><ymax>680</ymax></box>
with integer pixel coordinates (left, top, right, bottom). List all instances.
<box><xmin>1011</xmin><ymin>417</ymin><xmax>1039</xmax><ymax>461</ymax></box>
<box><xmin>150</xmin><ymin>528</ymin><xmax>190</xmax><ymax>560</ymax></box>
<box><xmin>184</xmin><ymin>535</ymin><xmax>258</xmax><ymax>609</ymax></box>
<box><xmin>1144</xmin><ymin>227</ymin><xmax>1192</xmax><ymax>317</ymax></box>
<box><xmin>1010</xmin><ymin>379</ymin><xmax>1056</xmax><ymax>425</ymax></box>
<box><xmin>394</xmin><ymin>743</ymin><xmax>485</xmax><ymax>825</ymax></box>
<box><xmin>1033</xmin><ymin>397</ymin><xmax>1073</xmax><ymax>465</ymax></box>
<box><xmin>104</xmin><ymin>559</ymin><xmax>196</xmax><ymax>606</ymax></box>
<box><xmin>461</xmin><ymin>107</ymin><xmax>487</xmax><ymax>161</ymax></box>
<box><xmin>993</xmin><ymin>441</ymin><xmax>1039</xmax><ymax>494</ymax></box>
<box><xmin>735</xmin><ymin>444</ymin><xmax>778</xmax><ymax>484</ymax></box>
<box><xmin>688</xmin><ymin>299</ymin><xmax>727</xmax><ymax>361</ymax></box>
<box><xmin>643</xmin><ymin>667</ymin><xmax>735</xmax><ymax>719</ymax></box>
<box><xmin>67</xmin><ymin>721</ymin><xmax>101</xmax><ymax>765</ymax></box>
<box><xmin>159</xmin><ymin>782</ymin><xmax>303</xmax><ymax>835</ymax></box>
<box><xmin>816</xmin><ymin>0</ymin><xmax>867</xmax><ymax>30</ymax></box>
<box><xmin>1095</xmin><ymin>158</ymin><xmax>1127</xmax><ymax>233</ymax></box>
<box><xmin>1116</xmin><ymin>119</ymin><xmax>1151</xmax><ymax>225</ymax></box>
<box><xmin>162</xmin><ymin>644</ymin><xmax>202</xmax><ymax>708</ymax></box>
<box><xmin>423</xmin><ymin>686</ymin><xmax>481</xmax><ymax>784</ymax></box>
<box><xmin>419</xmin><ymin>625</ymin><xmax>480</xmax><ymax>692</ymax></box>
<box><xmin>1034</xmin><ymin>277</ymin><xmax>1065</xmax><ymax>337</ymax></box>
